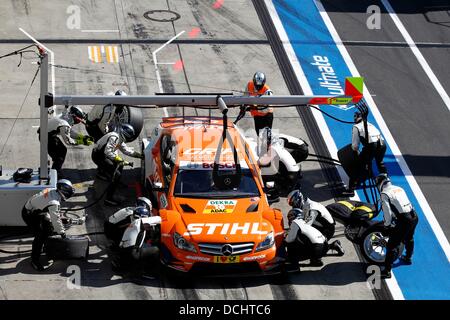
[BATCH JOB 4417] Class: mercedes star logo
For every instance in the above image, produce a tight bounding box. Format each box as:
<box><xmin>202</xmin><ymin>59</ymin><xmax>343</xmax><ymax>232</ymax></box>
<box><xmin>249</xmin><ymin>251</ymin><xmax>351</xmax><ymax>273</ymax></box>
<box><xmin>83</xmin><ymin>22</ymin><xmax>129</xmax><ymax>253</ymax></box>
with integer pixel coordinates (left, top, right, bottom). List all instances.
<box><xmin>224</xmin><ymin>178</ymin><xmax>232</xmax><ymax>185</ymax></box>
<box><xmin>221</xmin><ymin>244</ymin><xmax>233</xmax><ymax>256</ymax></box>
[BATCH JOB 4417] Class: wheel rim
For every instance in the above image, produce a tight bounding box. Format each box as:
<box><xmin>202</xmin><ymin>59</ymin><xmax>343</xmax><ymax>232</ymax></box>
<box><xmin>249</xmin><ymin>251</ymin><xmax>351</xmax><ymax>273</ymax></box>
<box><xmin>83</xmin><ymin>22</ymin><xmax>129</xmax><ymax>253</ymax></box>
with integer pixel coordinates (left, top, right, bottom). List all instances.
<box><xmin>363</xmin><ymin>231</ymin><xmax>388</xmax><ymax>263</ymax></box>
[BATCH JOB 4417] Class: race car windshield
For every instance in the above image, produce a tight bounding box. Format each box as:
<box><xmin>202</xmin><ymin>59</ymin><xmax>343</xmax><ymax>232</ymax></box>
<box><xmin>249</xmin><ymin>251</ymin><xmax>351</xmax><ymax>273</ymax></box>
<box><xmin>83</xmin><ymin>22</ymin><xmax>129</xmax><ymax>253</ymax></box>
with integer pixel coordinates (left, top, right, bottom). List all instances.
<box><xmin>174</xmin><ymin>169</ymin><xmax>260</xmax><ymax>198</ymax></box>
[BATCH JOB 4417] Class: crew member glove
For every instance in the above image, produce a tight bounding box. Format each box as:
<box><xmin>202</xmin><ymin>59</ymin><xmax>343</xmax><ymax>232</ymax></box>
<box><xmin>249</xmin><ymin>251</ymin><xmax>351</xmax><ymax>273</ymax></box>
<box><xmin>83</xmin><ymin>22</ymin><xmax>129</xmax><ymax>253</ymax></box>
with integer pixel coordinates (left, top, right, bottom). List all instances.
<box><xmin>114</xmin><ymin>155</ymin><xmax>124</xmax><ymax>163</ymax></box>
<box><xmin>132</xmin><ymin>152</ymin><xmax>144</xmax><ymax>159</ymax></box>
<box><xmin>83</xmin><ymin>135</ymin><xmax>94</xmax><ymax>146</ymax></box>
<box><xmin>75</xmin><ymin>134</ymin><xmax>93</xmax><ymax>146</ymax></box>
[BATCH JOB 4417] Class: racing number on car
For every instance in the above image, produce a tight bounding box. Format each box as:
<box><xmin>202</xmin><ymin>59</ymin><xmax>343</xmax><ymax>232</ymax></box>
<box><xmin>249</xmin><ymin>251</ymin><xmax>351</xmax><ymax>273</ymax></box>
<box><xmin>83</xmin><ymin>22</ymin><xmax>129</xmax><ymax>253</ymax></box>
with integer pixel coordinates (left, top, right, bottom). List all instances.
<box><xmin>214</xmin><ymin>256</ymin><xmax>240</xmax><ymax>263</ymax></box>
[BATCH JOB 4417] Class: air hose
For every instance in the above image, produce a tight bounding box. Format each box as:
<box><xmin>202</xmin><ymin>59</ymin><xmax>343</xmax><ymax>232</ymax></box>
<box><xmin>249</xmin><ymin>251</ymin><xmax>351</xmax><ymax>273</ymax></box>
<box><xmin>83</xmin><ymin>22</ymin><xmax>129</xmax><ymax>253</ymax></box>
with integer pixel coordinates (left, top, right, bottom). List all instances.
<box><xmin>62</xmin><ymin>160</ymin><xmax>128</xmax><ymax>215</ymax></box>
<box><xmin>212</xmin><ymin>96</ymin><xmax>242</xmax><ymax>189</ymax></box>
<box><xmin>307</xmin><ymin>153</ymin><xmax>341</xmax><ymax>164</ymax></box>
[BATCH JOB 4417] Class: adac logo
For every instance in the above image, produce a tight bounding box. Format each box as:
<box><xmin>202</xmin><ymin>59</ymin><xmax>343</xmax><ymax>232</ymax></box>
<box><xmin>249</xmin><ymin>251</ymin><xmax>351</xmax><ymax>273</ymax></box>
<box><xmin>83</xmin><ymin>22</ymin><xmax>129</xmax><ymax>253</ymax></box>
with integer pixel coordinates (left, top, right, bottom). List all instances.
<box><xmin>203</xmin><ymin>200</ymin><xmax>237</xmax><ymax>214</ymax></box>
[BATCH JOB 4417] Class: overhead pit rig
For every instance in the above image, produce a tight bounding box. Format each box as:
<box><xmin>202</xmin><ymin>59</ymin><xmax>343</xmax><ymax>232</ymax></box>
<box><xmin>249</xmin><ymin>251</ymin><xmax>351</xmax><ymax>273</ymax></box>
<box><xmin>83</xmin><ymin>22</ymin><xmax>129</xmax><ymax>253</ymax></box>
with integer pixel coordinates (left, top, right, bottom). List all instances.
<box><xmin>0</xmin><ymin>46</ymin><xmax>364</xmax><ymax>226</ymax></box>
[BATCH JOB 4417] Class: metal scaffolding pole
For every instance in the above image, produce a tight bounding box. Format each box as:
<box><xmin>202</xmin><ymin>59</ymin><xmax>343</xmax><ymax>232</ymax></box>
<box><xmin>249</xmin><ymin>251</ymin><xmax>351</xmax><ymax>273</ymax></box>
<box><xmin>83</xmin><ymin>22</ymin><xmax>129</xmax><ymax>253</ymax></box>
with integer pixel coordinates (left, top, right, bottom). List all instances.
<box><xmin>39</xmin><ymin>51</ymin><xmax>49</xmax><ymax>180</ymax></box>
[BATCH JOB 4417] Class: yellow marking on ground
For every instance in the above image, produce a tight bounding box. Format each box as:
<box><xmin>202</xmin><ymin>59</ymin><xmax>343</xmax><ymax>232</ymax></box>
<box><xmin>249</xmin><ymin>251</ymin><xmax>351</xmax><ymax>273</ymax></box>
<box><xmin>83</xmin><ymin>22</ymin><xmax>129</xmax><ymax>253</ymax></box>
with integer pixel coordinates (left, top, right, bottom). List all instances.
<box><xmin>106</xmin><ymin>45</ymin><xmax>111</xmax><ymax>63</ymax></box>
<box><xmin>88</xmin><ymin>45</ymin><xmax>118</xmax><ymax>63</ymax></box>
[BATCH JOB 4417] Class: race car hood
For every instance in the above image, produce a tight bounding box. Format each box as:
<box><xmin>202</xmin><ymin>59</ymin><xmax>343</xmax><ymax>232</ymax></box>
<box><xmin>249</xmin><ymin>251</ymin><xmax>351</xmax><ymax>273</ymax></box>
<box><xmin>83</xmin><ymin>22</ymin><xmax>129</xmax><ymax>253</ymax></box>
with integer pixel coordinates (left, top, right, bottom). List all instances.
<box><xmin>173</xmin><ymin>197</ymin><xmax>273</xmax><ymax>243</ymax></box>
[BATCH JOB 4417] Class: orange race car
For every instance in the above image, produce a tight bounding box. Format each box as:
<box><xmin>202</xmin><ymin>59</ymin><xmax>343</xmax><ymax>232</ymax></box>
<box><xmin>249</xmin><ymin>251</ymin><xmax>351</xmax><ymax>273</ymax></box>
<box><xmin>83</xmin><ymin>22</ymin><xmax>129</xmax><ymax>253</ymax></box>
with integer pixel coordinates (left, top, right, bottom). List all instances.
<box><xmin>142</xmin><ymin>116</ymin><xmax>286</xmax><ymax>274</ymax></box>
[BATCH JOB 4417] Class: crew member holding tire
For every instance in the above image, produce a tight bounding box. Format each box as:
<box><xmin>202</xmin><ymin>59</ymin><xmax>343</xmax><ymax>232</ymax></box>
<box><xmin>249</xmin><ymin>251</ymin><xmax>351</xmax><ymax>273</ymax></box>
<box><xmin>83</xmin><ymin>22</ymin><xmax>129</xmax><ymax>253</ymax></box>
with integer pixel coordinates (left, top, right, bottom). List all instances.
<box><xmin>285</xmin><ymin>208</ymin><xmax>344</xmax><ymax>267</ymax></box>
<box><xmin>40</xmin><ymin>107</ymin><xmax>93</xmax><ymax>177</ymax></box>
<box><xmin>376</xmin><ymin>174</ymin><xmax>419</xmax><ymax>279</ymax></box>
<box><xmin>244</xmin><ymin>72</ymin><xmax>274</xmax><ymax>138</ymax></box>
<box><xmin>21</xmin><ymin>179</ymin><xmax>75</xmax><ymax>271</ymax></box>
<box><xmin>342</xmin><ymin>110</ymin><xmax>387</xmax><ymax>197</ymax></box>
<box><xmin>91</xmin><ymin>124</ymin><xmax>143</xmax><ymax>206</ymax></box>
<box><xmin>86</xmin><ymin>90</ymin><xmax>143</xmax><ymax>142</ymax></box>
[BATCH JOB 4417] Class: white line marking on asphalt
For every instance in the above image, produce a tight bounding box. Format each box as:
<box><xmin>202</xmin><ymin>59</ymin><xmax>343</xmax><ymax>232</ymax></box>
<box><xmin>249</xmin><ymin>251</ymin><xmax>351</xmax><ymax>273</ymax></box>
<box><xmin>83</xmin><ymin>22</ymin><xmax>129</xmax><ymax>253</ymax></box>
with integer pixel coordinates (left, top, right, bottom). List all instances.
<box><xmin>265</xmin><ymin>0</ymin><xmax>406</xmax><ymax>299</ymax></box>
<box><xmin>19</xmin><ymin>28</ymin><xmax>55</xmax><ymax>98</ymax></box>
<box><xmin>152</xmin><ymin>31</ymin><xmax>185</xmax><ymax>117</ymax></box>
<box><xmin>381</xmin><ymin>0</ymin><xmax>450</xmax><ymax>112</ymax></box>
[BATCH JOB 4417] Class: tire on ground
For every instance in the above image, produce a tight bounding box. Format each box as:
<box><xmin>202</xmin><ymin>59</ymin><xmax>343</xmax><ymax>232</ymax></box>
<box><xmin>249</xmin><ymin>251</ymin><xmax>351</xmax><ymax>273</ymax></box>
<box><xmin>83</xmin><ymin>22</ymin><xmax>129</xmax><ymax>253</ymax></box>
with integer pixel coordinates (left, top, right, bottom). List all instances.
<box><xmin>359</xmin><ymin>224</ymin><xmax>403</xmax><ymax>265</ymax></box>
<box><xmin>44</xmin><ymin>235</ymin><xmax>90</xmax><ymax>260</ymax></box>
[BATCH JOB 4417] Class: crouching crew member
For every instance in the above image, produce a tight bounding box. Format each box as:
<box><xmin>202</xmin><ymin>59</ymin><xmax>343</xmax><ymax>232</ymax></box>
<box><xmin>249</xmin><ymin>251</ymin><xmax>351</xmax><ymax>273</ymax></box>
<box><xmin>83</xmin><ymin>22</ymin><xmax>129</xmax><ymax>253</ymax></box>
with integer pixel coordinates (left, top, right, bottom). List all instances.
<box><xmin>104</xmin><ymin>197</ymin><xmax>160</xmax><ymax>272</ymax></box>
<box><xmin>285</xmin><ymin>208</ymin><xmax>344</xmax><ymax>267</ymax></box>
<box><xmin>22</xmin><ymin>179</ymin><xmax>75</xmax><ymax>271</ymax></box>
<box><xmin>343</xmin><ymin>110</ymin><xmax>387</xmax><ymax>197</ymax></box>
<box><xmin>287</xmin><ymin>190</ymin><xmax>336</xmax><ymax>240</ymax></box>
<box><xmin>91</xmin><ymin>124</ymin><xmax>143</xmax><ymax>206</ymax></box>
<box><xmin>377</xmin><ymin>174</ymin><xmax>419</xmax><ymax>279</ymax></box>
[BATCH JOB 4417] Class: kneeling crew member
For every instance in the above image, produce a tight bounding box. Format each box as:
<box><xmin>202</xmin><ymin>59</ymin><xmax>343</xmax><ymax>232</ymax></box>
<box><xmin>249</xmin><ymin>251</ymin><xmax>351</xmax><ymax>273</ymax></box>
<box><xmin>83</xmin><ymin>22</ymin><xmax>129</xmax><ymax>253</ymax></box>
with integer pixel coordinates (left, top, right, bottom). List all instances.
<box><xmin>343</xmin><ymin>110</ymin><xmax>387</xmax><ymax>196</ymax></box>
<box><xmin>22</xmin><ymin>179</ymin><xmax>75</xmax><ymax>271</ymax></box>
<box><xmin>287</xmin><ymin>190</ymin><xmax>336</xmax><ymax>240</ymax></box>
<box><xmin>377</xmin><ymin>174</ymin><xmax>418</xmax><ymax>279</ymax></box>
<box><xmin>285</xmin><ymin>208</ymin><xmax>344</xmax><ymax>267</ymax></box>
<box><xmin>104</xmin><ymin>197</ymin><xmax>153</xmax><ymax>245</ymax></box>
<box><xmin>104</xmin><ymin>198</ymin><xmax>160</xmax><ymax>272</ymax></box>
<box><xmin>91</xmin><ymin>124</ymin><xmax>143</xmax><ymax>206</ymax></box>
<box><xmin>41</xmin><ymin>106</ymin><xmax>93</xmax><ymax>176</ymax></box>
<box><xmin>245</xmin><ymin>72</ymin><xmax>274</xmax><ymax>138</ymax></box>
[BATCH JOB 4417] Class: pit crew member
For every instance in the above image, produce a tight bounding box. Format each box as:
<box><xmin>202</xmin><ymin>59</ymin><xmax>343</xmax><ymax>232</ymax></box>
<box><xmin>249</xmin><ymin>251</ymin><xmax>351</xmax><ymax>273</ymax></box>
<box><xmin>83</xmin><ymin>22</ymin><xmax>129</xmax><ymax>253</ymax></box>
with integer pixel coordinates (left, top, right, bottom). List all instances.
<box><xmin>284</xmin><ymin>208</ymin><xmax>344</xmax><ymax>267</ymax></box>
<box><xmin>91</xmin><ymin>124</ymin><xmax>143</xmax><ymax>206</ymax></box>
<box><xmin>21</xmin><ymin>179</ymin><xmax>75</xmax><ymax>271</ymax></box>
<box><xmin>376</xmin><ymin>174</ymin><xmax>419</xmax><ymax>279</ymax></box>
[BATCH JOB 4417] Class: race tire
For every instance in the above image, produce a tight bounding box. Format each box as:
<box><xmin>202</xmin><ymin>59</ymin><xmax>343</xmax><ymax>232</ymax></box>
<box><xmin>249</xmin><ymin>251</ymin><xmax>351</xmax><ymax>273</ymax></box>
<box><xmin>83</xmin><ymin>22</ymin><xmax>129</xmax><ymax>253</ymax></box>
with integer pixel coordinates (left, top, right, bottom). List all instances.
<box><xmin>44</xmin><ymin>235</ymin><xmax>90</xmax><ymax>260</ymax></box>
<box><xmin>85</xmin><ymin>124</ymin><xmax>105</xmax><ymax>142</ymax></box>
<box><xmin>121</xmin><ymin>106</ymin><xmax>143</xmax><ymax>142</ymax></box>
<box><xmin>359</xmin><ymin>224</ymin><xmax>403</xmax><ymax>265</ymax></box>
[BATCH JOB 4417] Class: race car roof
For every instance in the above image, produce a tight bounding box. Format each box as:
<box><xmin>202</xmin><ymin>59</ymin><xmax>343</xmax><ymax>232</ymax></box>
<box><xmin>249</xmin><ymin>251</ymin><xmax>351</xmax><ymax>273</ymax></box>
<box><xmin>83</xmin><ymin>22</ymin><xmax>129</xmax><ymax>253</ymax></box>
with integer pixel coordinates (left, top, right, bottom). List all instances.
<box><xmin>161</xmin><ymin>117</ymin><xmax>251</xmax><ymax>165</ymax></box>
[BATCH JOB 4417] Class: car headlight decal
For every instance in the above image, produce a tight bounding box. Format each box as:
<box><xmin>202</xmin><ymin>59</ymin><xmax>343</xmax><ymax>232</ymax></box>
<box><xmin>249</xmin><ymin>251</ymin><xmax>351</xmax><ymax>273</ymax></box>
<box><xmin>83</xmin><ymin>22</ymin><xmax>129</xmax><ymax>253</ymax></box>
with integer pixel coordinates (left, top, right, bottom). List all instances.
<box><xmin>255</xmin><ymin>231</ymin><xmax>274</xmax><ymax>252</ymax></box>
<box><xmin>173</xmin><ymin>232</ymin><xmax>197</xmax><ymax>253</ymax></box>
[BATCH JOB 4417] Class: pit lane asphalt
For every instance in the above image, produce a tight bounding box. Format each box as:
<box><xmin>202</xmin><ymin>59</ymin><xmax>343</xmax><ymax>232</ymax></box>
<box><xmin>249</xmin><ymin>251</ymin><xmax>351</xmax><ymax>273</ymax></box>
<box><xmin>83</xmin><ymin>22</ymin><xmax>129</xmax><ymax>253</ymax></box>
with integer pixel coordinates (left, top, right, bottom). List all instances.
<box><xmin>321</xmin><ymin>0</ymin><xmax>450</xmax><ymax>241</ymax></box>
<box><xmin>0</xmin><ymin>0</ymin><xmax>375</xmax><ymax>300</ymax></box>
